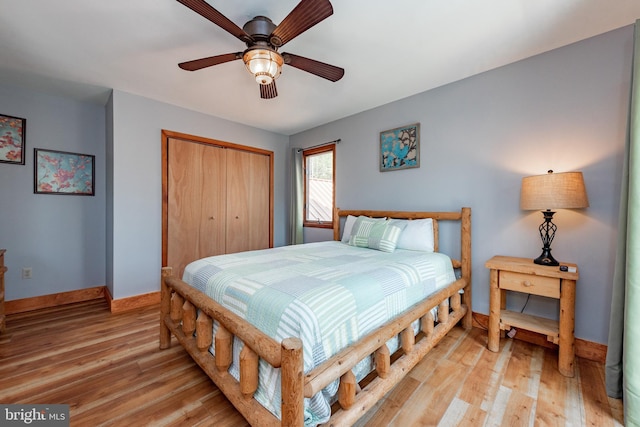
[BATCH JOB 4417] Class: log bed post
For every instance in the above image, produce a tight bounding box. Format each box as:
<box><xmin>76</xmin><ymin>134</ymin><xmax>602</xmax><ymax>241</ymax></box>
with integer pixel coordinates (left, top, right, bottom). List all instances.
<box><xmin>460</xmin><ymin>207</ymin><xmax>472</xmax><ymax>329</ymax></box>
<box><xmin>281</xmin><ymin>337</ymin><xmax>304</xmax><ymax>427</ymax></box>
<box><xmin>332</xmin><ymin>207</ymin><xmax>341</xmax><ymax>241</ymax></box>
<box><xmin>160</xmin><ymin>267</ymin><xmax>172</xmax><ymax>349</ymax></box>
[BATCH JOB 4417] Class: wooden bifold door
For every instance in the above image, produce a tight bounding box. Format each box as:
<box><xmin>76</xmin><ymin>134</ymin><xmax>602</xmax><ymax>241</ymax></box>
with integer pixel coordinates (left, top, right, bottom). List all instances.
<box><xmin>162</xmin><ymin>131</ymin><xmax>273</xmax><ymax>278</ymax></box>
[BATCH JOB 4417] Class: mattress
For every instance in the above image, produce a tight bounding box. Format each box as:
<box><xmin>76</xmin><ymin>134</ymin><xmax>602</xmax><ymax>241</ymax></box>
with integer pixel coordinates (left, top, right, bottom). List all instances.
<box><xmin>182</xmin><ymin>240</ymin><xmax>456</xmax><ymax>425</ymax></box>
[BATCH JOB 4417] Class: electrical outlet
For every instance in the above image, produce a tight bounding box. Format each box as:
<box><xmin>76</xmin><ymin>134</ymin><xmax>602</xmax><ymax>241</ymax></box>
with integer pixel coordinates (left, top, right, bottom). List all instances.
<box><xmin>22</xmin><ymin>267</ymin><xmax>32</xmax><ymax>279</ymax></box>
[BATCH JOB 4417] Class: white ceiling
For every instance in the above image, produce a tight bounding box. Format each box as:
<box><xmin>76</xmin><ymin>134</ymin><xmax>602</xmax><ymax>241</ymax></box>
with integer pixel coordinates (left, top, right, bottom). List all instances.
<box><xmin>0</xmin><ymin>1</ymin><xmax>639</xmax><ymax>135</ymax></box>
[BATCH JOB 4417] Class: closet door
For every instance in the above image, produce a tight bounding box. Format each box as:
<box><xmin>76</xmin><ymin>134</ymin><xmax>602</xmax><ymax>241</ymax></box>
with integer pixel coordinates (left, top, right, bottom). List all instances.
<box><xmin>225</xmin><ymin>148</ymin><xmax>270</xmax><ymax>254</ymax></box>
<box><xmin>167</xmin><ymin>138</ymin><xmax>226</xmax><ymax>277</ymax></box>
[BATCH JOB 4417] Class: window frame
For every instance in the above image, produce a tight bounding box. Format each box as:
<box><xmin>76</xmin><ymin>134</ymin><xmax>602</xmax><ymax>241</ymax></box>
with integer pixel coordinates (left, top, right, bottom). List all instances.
<box><xmin>302</xmin><ymin>144</ymin><xmax>336</xmax><ymax>229</ymax></box>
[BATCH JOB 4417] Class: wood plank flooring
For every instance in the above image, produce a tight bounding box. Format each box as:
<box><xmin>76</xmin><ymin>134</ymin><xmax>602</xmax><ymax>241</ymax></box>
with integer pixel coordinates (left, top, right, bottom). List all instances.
<box><xmin>0</xmin><ymin>299</ymin><xmax>624</xmax><ymax>426</ymax></box>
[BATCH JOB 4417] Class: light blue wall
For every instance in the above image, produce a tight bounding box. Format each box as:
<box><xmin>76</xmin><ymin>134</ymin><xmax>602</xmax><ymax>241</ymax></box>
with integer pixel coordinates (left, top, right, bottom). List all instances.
<box><xmin>291</xmin><ymin>26</ymin><xmax>633</xmax><ymax>345</ymax></box>
<box><xmin>108</xmin><ymin>90</ymin><xmax>289</xmax><ymax>299</ymax></box>
<box><xmin>0</xmin><ymin>83</ymin><xmax>106</xmax><ymax>300</ymax></box>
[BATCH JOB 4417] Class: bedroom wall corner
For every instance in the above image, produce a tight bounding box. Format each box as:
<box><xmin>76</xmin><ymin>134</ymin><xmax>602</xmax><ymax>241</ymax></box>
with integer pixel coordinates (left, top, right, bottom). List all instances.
<box><xmin>106</xmin><ymin>90</ymin><xmax>114</xmax><ymax>299</ymax></box>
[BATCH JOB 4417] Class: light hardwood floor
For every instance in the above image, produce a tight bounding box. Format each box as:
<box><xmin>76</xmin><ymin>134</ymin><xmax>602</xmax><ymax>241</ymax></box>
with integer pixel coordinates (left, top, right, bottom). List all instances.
<box><xmin>0</xmin><ymin>299</ymin><xmax>623</xmax><ymax>426</ymax></box>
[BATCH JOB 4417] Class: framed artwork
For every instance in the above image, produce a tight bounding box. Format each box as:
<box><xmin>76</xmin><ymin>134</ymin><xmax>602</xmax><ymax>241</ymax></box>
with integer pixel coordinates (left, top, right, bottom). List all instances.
<box><xmin>0</xmin><ymin>113</ymin><xmax>26</xmax><ymax>165</ymax></box>
<box><xmin>34</xmin><ymin>148</ymin><xmax>95</xmax><ymax>196</ymax></box>
<box><xmin>380</xmin><ymin>123</ymin><xmax>420</xmax><ymax>172</ymax></box>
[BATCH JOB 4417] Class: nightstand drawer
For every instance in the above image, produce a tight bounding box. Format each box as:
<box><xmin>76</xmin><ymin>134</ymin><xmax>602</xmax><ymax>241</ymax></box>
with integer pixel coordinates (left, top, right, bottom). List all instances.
<box><xmin>499</xmin><ymin>271</ymin><xmax>560</xmax><ymax>298</ymax></box>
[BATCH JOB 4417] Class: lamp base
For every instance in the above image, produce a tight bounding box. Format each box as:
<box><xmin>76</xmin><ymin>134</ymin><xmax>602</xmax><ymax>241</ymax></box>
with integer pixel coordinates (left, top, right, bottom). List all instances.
<box><xmin>533</xmin><ymin>210</ymin><xmax>560</xmax><ymax>266</ymax></box>
<box><xmin>533</xmin><ymin>249</ymin><xmax>559</xmax><ymax>266</ymax></box>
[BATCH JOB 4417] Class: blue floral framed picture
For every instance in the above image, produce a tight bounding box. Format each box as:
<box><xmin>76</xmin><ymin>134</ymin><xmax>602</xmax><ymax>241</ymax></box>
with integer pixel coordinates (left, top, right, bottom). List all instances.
<box><xmin>0</xmin><ymin>113</ymin><xmax>26</xmax><ymax>165</ymax></box>
<box><xmin>34</xmin><ymin>148</ymin><xmax>95</xmax><ymax>195</ymax></box>
<box><xmin>380</xmin><ymin>123</ymin><xmax>420</xmax><ymax>172</ymax></box>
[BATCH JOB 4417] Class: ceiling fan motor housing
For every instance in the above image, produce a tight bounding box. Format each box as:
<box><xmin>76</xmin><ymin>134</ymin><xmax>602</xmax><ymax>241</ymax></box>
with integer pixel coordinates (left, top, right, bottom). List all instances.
<box><xmin>243</xmin><ymin>16</ymin><xmax>281</xmax><ymax>46</ymax></box>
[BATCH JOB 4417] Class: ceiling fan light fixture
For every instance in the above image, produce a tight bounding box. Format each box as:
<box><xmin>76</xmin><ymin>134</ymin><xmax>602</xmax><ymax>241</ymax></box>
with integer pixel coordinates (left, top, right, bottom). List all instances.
<box><xmin>243</xmin><ymin>48</ymin><xmax>283</xmax><ymax>85</ymax></box>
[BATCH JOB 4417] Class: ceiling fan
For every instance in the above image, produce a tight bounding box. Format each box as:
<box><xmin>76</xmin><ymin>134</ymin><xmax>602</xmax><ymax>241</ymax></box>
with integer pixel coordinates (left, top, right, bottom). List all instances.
<box><xmin>176</xmin><ymin>0</ymin><xmax>345</xmax><ymax>99</ymax></box>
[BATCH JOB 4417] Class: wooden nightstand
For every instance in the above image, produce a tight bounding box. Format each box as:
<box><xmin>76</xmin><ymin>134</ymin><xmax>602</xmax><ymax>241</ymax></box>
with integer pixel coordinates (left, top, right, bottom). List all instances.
<box><xmin>485</xmin><ymin>255</ymin><xmax>578</xmax><ymax>377</ymax></box>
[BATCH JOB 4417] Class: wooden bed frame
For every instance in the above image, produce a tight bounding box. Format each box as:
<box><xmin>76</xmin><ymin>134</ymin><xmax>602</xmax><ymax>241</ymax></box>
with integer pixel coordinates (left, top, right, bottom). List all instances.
<box><xmin>160</xmin><ymin>207</ymin><xmax>472</xmax><ymax>426</ymax></box>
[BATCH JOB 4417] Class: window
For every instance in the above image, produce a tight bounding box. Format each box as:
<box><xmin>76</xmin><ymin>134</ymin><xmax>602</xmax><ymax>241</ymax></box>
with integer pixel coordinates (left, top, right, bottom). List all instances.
<box><xmin>303</xmin><ymin>144</ymin><xmax>335</xmax><ymax>228</ymax></box>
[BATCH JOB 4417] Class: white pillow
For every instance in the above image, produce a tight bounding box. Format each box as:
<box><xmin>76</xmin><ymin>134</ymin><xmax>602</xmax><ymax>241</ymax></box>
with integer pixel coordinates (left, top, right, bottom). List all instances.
<box><xmin>396</xmin><ymin>218</ymin><xmax>435</xmax><ymax>252</ymax></box>
<box><xmin>340</xmin><ymin>215</ymin><xmax>386</xmax><ymax>243</ymax></box>
<box><xmin>341</xmin><ymin>215</ymin><xmax>358</xmax><ymax>243</ymax></box>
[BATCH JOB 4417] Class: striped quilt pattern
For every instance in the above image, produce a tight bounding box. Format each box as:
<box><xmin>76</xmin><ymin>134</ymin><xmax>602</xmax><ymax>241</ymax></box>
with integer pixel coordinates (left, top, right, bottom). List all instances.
<box><xmin>182</xmin><ymin>241</ymin><xmax>456</xmax><ymax>426</ymax></box>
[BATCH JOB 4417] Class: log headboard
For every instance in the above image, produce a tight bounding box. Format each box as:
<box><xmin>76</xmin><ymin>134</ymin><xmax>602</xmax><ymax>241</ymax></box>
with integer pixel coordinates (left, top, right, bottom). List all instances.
<box><xmin>333</xmin><ymin>207</ymin><xmax>471</xmax><ymax>271</ymax></box>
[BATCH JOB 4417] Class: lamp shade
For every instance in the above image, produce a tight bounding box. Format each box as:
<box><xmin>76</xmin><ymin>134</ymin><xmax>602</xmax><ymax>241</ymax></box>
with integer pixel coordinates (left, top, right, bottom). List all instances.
<box><xmin>520</xmin><ymin>171</ymin><xmax>589</xmax><ymax>211</ymax></box>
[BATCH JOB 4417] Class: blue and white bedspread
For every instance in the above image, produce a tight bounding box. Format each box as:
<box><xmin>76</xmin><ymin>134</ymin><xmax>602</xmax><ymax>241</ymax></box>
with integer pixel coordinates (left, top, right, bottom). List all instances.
<box><xmin>182</xmin><ymin>241</ymin><xmax>456</xmax><ymax>426</ymax></box>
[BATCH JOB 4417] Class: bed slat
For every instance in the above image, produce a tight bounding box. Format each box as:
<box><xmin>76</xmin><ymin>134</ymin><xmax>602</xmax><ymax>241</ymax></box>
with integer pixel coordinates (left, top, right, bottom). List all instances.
<box><xmin>240</xmin><ymin>346</ymin><xmax>259</xmax><ymax>397</ymax></box>
<box><xmin>215</xmin><ymin>326</ymin><xmax>233</xmax><ymax>372</ymax></box>
<box><xmin>170</xmin><ymin>293</ymin><xmax>183</xmax><ymax>322</ymax></box>
<box><xmin>421</xmin><ymin>311</ymin><xmax>435</xmax><ymax>338</ymax></box>
<box><xmin>375</xmin><ymin>345</ymin><xmax>390</xmax><ymax>378</ymax></box>
<box><xmin>451</xmin><ymin>292</ymin><xmax>461</xmax><ymax>311</ymax></box>
<box><xmin>338</xmin><ymin>371</ymin><xmax>357</xmax><ymax>409</ymax></box>
<box><xmin>401</xmin><ymin>327</ymin><xmax>415</xmax><ymax>353</ymax></box>
<box><xmin>196</xmin><ymin>311</ymin><xmax>213</xmax><ymax>351</ymax></box>
<box><xmin>439</xmin><ymin>300</ymin><xmax>449</xmax><ymax>323</ymax></box>
<box><xmin>182</xmin><ymin>300</ymin><xmax>196</xmax><ymax>335</ymax></box>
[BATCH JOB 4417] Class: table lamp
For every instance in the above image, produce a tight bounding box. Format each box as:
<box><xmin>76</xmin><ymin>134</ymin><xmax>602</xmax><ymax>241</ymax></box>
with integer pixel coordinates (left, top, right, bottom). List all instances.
<box><xmin>520</xmin><ymin>170</ymin><xmax>589</xmax><ymax>266</ymax></box>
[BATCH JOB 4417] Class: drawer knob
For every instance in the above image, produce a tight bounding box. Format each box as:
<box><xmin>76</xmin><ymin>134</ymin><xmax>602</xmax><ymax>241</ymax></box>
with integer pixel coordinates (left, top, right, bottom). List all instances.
<box><xmin>522</xmin><ymin>280</ymin><xmax>532</xmax><ymax>287</ymax></box>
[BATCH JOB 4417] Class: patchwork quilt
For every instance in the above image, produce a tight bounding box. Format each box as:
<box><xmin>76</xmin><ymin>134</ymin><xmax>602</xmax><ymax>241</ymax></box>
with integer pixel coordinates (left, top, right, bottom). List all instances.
<box><xmin>182</xmin><ymin>241</ymin><xmax>456</xmax><ymax>425</ymax></box>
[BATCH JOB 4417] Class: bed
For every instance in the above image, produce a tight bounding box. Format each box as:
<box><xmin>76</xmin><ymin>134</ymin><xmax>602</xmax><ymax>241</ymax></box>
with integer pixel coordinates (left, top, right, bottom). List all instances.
<box><xmin>160</xmin><ymin>207</ymin><xmax>471</xmax><ymax>426</ymax></box>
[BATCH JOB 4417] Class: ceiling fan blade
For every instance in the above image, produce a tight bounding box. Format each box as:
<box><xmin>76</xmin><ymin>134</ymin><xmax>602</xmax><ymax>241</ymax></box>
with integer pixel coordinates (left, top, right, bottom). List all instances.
<box><xmin>260</xmin><ymin>81</ymin><xmax>278</xmax><ymax>99</ymax></box>
<box><xmin>282</xmin><ymin>53</ymin><xmax>344</xmax><ymax>82</ymax></box>
<box><xmin>179</xmin><ymin>52</ymin><xmax>242</xmax><ymax>71</ymax></box>
<box><xmin>176</xmin><ymin>0</ymin><xmax>253</xmax><ymax>43</ymax></box>
<box><xmin>270</xmin><ymin>0</ymin><xmax>333</xmax><ymax>47</ymax></box>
